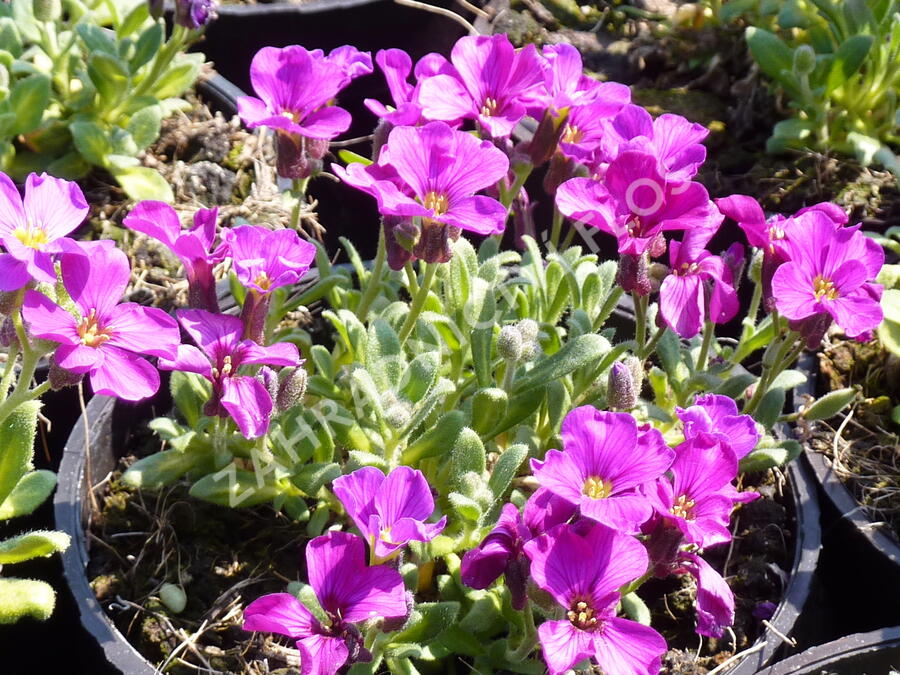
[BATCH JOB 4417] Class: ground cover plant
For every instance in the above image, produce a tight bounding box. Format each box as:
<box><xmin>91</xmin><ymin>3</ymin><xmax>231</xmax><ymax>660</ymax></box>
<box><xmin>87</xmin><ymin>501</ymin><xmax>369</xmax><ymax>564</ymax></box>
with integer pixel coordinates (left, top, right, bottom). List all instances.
<box><xmin>0</xmin><ymin>27</ymin><xmax>890</xmax><ymax>675</ymax></box>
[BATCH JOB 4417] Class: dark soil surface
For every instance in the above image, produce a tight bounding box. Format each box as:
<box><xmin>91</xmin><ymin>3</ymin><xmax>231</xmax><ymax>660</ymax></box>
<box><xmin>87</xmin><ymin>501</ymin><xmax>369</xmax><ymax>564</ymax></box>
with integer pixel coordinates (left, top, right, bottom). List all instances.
<box><xmin>806</xmin><ymin>338</ymin><xmax>900</xmax><ymax>543</ymax></box>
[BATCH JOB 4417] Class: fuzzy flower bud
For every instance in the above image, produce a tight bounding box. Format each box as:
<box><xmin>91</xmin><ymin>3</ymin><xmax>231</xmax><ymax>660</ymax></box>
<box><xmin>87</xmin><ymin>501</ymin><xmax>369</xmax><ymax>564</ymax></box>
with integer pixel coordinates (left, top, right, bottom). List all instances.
<box><xmin>174</xmin><ymin>0</ymin><xmax>216</xmax><ymax>29</ymax></box>
<box><xmin>498</xmin><ymin>325</ymin><xmax>523</xmax><ymax>361</ymax></box>
<box><xmin>617</xmin><ymin>253</ymin><xmax>652</xmax><ymax>295</ymax></box>
<box><xmin>48</xmin><ymin>355</ymin><xmax>84</xmax><ymax>391</ymax></box>
<box><xmin>0</xmin><ymin>317</ymin><xmax>16</xmax><ymax>349</ymax></box>
<box><xmin>33</xmin><ymin>0</ymin><xmax>61</xmax><ymax>22</ymax></box>
<box><xmin>384</xmin><ymin>401</ymin><xmax>412</xmax><ymax>429</ymax></box>
<box><xmin>276</xmin><ymin>367</ymin><xmax>308</xmax><ymax>413</ymax></box>
<box><xmin>607</xmin><ymin>361</ymin><xmax>637</xmax><ymax>411</ymax></box>
<box><xmin>793</xmin><ymin>45</ymin><xmax>816</xmax><ymax>77</ymax></box>
<box><xmin>258</xmin><ymin>366</ymin><xmax>279</xmax><ymax>404</ymax></box>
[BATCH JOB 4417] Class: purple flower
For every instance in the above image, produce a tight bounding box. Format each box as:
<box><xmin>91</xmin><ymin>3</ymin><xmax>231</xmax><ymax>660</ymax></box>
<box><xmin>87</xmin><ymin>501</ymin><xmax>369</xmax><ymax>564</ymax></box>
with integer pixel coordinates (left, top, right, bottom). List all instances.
<box><xmin>536</xmin><ymin>44</ymin><xmax>631</xmax><ymax>114</ymax></box>
<box><xmin>461</xmin><ymin>489</ymin><xmax>574</xmax><ymax>609</ymax></box>
<box><xmin>556</xmin><ymin>151</ymin><xmax>721</xmax><ymax>256</ymax></box>
<box><xmin>174</xmin><ymin>0</ymin><xmax>216</xmax><ymax>28</ymax></box>
<box><xmin>677</xmin><ymin>393</ymin><xmax>760</xmax><ymax>460</ymax></box>
<box><xmin>418</xmin><ymin>35</ymin><xmax>545</xmax><ymax>138</ymax></box>
<box><xmin>364</xmin><ymin>49</ymin><xmax>427</xmax><ymax>127</ymax></box>
<box><xmin>674</xmin><ymin>552</ymin><xmax>735</xmax><ymax>638</ymax></box>
<box><xmin>237</xmin><ymin>46</ymin><xmax>370</xmax><ymax>178</ymax></box>
<box><xmin>557</xmin><ymin>99</ymin><xmax>629</xmax><ymax>166</ymax></box>
<box><xmin>658</xmin><ymin>236</ymin><xmax>740</xmax><ymax>339</ymax></box>
<box><xmin>21</xmin><ymin>244</ymin><xmax>179</xmax><ymax>401</ymax></box>
<box><xmin>531</xmin><ymin>406</ymin><xmax>674</xmax><ymax>533</ymax></box>
<box><xmin>772</xmin><ymin>216</ymin><xmax>884</xmax><ymax>343</ymax></box>
<box><xmin>158</xmin><ymin>309</ymin><xmax>300</xmax><ymax>438</ymax></box>
<box><xmin>334</xmin><ymin>122</ymin><xmax>509</xmax><ymax>264</ymax></box>
<box><xmin>523</xmin><ymin>523</ymin><xmax>667</xmax><ymax>675</ymax></box>
<box><xmin>222</xmin><ymin>225</ymin><xmax>316</xmax><ymax>342</ymax></box>
<box><xmin>0</xmin><ymin>172</ymin><xmax>88</xmax><ymax>291</ymax></box>
<box><xmin>243</xmin><ymin>531</ymin><xmax>407</xmax><ymax>675</ymax></box>
<box><xmin>123</xmin><ymin>202</ymin><xmax>224</xmax><ymax>312</ymax></box>
<box><xmin>331</xmin><ymin>466</ymin><xmax>447</xmax><ymax>560</ymax></box>
<box><xmin>647</xmin><ymin>433</ymin><xmax>737</xmax><ymax>549</ymax></box>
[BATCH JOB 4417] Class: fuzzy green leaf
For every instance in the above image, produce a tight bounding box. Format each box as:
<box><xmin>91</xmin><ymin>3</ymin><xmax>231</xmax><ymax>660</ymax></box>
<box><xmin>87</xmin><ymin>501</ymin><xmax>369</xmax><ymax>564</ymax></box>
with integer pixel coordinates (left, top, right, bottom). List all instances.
<box><xmin>802</xmin><ymin>387</ymin><xmax>857</xmax><ymax>421</ymax></box>
<box><xmin>0</xmin><ymin>578</ymin><xmax>56</xmax><ymax>624</ymax></box>
<box><xmin>111</xmin><ymin>165</ymin><xmax>173</xmax><ymax>201</ymax></box>
<box><xmin>512</xmin><ymin>333</ymin><xmax>610</xmax><ymax>394</ymax></box>
<box><xmin>826</xmin><ymin>35</ymin><xmax>874</xmax><ymax>94</ymax></box>
<box><xmin>0</xmin><ymin>530</ymin><xmax>69</xmax><ymax>564</ymax></box>
<box><xmin>0</xmin><ymin>470</ymin><xmax>56</xmax><ymax>520</ymax></box>
<box><xmin>9</xmin><ymin>74</ymin><xmax>49</xmax><ymax>135</ymax></box>
<box><xmin>0</xmin><ymin>401</ymin><xmax>40</xmax><ymax>506</ymax></box>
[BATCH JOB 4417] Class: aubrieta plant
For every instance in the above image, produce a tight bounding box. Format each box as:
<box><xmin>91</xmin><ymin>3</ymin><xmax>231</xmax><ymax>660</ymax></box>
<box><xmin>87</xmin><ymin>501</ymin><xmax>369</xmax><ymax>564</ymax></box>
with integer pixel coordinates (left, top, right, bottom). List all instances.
<box><xmin>0</xmin><ymin>0</ymin><xmax>216</xmax><ymax>201</ymax></box>
<box><xmin>23</xmin><ymin>33</ymin><xmax>887</xmax><ymax>675</ymax></box>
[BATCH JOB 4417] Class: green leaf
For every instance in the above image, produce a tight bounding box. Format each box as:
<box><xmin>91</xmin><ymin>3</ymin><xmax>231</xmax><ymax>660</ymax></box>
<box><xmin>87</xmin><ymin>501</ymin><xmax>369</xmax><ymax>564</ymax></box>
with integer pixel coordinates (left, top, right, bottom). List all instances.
<box><xmin>291</xmin><ymin>462</ymin><xmax>341</xmax><ymax>496</ymax></box>
<box><xmin>122</xmin><ymin>449</ymin><xmax>209</xmax><ymax>489</ymax></box>
<box><xmin>0</xmin><ymin>401</ymin><xmax>39</xmax><ymax>506</ymax></box>
<box><xmin>470</xmin><ymin>388</ymin><xmax>508</xmax><ymax>437</ymax></box>
<box><xmin>770</xmin><ymin>369</ymin><xmax>808</xmax><ymax>390</ymax></box>
<box><xmin>76</xmin><ymin>23</ymin><xmax>117</xmax><ymax>54</ymax></box>
<box><xmin>0</xmin><ymin>470</ymin><xmax>56</xmax><ymax>520</ymax></box>
<box><xmin>802</xmin><ymin>387</ymin><xmax>857</xmax><ymax>420</ymax></box>
<box><xmin>487</xmin><ymin>443</ymin><xmax>527</xmax><ymax>502</ymax></box>
<box><xmin>739</xmin><ymin>440</ymin><xmax>801</xmax><ymax>473</ymax></box>
<box><xmin>9</xmin><ymin>74</ymin><xmax>49</xmax><ymax>135</ymax></box>
<box><xmin>170</xmin><ymin>370</ymin><xmax>210</xmax><ymax>428</ymax></box>
<box><xmin>0</xmin><ymin>530</ymin><xmax>69</xmax><ymax>564</ymax></box>
<box><xmin>400</xmin><ymin>351</ymin><xmax>441</xmax><ymax>403</ymax></box>
<box><xmin>127</xmin><ymin>104</ymin><xmax>162</xmax><ymax>150</ymax></box>
<box><xmin>118</xmin><ymin>0</ymin><xmax>150</xmax><ymax>37</ymax></box>
<box><xmin>826</xmin><ymin>35</ymin><xmax>874</xmax><ymax>94</ymax></box>
<box><xmin>715</xmin><ymin>372</ymin><xmax>756</xmax><ymax>399</ymax></box>
<box><xmin>449</xmin><ymin>491</ymin><xmax>482</xmax><ymax>522</ymax></box>
<box><xmin>130</xmin><ymin>23</ymin><xmax>162</xmax><ymax>71</ymax></box>
<box><xmin>754</xmin><ymin>386</ymin><xmax>786</xmax><ymax>430</ymax></box>
<box><xmin>337</xmin><ymin>149</ymin><xmax>372</xmax><ymax>165</ymax></box>
<box><xmin>366</xmin><ymin>318</ymin><xmax>403</xmax><ymax>389</ymax></box>
<box><xmin>621</xmin><ymin>592</ymin><xmax>651</xmax><ymax>625</ymax></box>
<box><xmin>111</xmin><ymin>165</ymin><xmax>174</xmax><ymax>201</ymax></box>
<box><xmin>449</xmin><ymin>428</ymin><xmax>486</xmax><ymax>489</ymax></box>
<box><xmin>88</xmin><ymin>52</ymin><xmax>130</xmax><ymax>104</ymax></box>
<box><xmin>512</xmin><ymin>333</ymin><xmax>610</xmax><ymax>394</ymax></box>
<box><xmin>70</xmin><ymin>120</ymin><xmax>112</xmax><ymax>167</ymax></box>
<box><xmin>0</xmin><ymin>578</ymin><xmax>56</xmax><ymax>624</ymax></box>
<box><xmin>746</xmin><ymin>27</ymin><xmax>798</xmax><ymax>93</ymax></box>
<box><xmin>402</xmin><ymin>411</ymin><xmax>467</xmax><ymax>464</ymax></box>
<box><xmin>390</xmin><ymin>602</ymin><xmax>460</xmax><ymax>644</ymax></box>
<box><xmin>470</xmin><ymin>285</ymin><xmax>496</xmax><ymax>388</ymax></box>
<box><xmin>189</xmin><ymin>468</ymin><xmax>282</xmax><ymax>507</ymax></box>
<box><xmin>151</xmin><ymin>53</ymin><xmax>202</xmax><ymax>99</ymax></box>
<box><xmin>46</xmin><ymin>152</ymin><xmax>92</xmax><ymax>180</ymax></box>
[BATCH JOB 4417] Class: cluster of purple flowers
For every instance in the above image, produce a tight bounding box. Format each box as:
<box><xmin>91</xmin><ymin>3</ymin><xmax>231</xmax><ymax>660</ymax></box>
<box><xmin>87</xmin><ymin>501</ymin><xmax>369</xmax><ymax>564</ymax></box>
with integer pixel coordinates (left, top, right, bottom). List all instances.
<box><xmin>0</xmin><ymin>172</ymin><xmax>315</xmax><ymax>437</ymax></box>
<box><xmin>461</xmin><ymin>398</ymin><xmax>760</xmax><ymax>674</ymax></box>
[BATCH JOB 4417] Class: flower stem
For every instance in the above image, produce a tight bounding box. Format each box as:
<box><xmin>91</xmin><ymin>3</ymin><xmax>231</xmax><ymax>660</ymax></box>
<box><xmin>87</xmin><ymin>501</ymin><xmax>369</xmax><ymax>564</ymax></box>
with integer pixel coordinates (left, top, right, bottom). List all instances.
<box><xmin>548</xmin><ymin>207</ymin><xmax>564</xmax><ymax>252</ymax></box>
<box><xmin>634</xmin><ymin>292</ymin><xmax>648</xmax><ymax>358</ymax></box>
<box><xmin>742</xmin><ymin>330</ymin><xmax>800</xmax><ymax>417</ymax></box>
<box><xmin>592</xmin><ymin>286</ymin><xmax>624</xmax><ymax>332</ymax></box>
<box><xmin>288</xmin><ymin>177</ymin><xmax>310</xmax><ymax>232</ymax></box>
<box><xmin>398</xmin><ymin>262</ymin><xmax>437</xmax><ymax>344</ymax></box>
<box><xmin>355</xmin><ymin>225</ymin><xmax>386</xmax><ymax>321</ymax></box>
<box><xmin>506</xmin><ymin>602</ymin><xmax>537</xmax><ymax>662</ymax></box>
<box><xmin>695</xmin><ymin>320</ymin><xmax>715</xmax><ymax>373</ymax></box>
<box><xmin>0</xmin><ymin>343</ymin><xmax>20</xmax><ymax>402</ymax></box>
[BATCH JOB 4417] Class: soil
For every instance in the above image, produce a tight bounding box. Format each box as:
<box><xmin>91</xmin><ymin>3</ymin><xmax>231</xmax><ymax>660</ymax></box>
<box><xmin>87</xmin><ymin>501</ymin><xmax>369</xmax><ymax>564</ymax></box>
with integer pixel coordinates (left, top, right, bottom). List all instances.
<box><xmin>805</xmin><ymin>337</ymin><xmax>900</xmax><ymax>542</ymax></box>
<box><xmin>88</xmin><ymin>435</ymin><xmax>797</xmax><ymax>674</ymax></box>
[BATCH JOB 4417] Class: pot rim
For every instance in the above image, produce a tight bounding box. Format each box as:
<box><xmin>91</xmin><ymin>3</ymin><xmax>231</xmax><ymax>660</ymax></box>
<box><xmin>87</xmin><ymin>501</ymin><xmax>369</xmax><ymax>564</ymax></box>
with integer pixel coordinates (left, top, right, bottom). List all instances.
<box><xmin>756</xmin><ymin>625</ymin><xmax>900</xmax><ymax>674</ymax></box>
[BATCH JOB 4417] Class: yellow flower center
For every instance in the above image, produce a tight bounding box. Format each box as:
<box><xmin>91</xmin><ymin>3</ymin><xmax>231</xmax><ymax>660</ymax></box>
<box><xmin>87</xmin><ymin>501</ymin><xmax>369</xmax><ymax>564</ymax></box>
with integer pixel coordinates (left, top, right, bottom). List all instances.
<box><xmin>813</xmin><ymin>275</ymin><xmax>839</xmax><ymax>301</ymax></box>
<box><xmin>13</xmin><ymin>227</ymin><xmax>49</xmax><ymax>250</ymax></box>
<box><xmin>78</xmin><ymin>309</ymin><xmax>111</xmax><ymax>348</ymax></box>
<box><xmin>254</xmin><ymin>274</ymin><xmax>272</xmax><ymax>292</ymax></box>
<box><xmin>423</xmin><ymin>191</ymin><xmax>450</xmax><ymax>216</ymax></box>
<box><xmin>582</xmin><ymin>476</ymin><xmax>613</xmax><ymax>500</ymax></box>
<box><xmin>380</xmin><ymin>526</ymin><xmax>395</xmax><ymax>543</ymax></box>
<box><xmin>671</xmin><ymin>494</ymin><xmax>696</xmax><ymax>520</ymax></box>
<box><xmin>480</xmin><ymin>97</ymin><xmax>499</xmax><ymax>117</ymax></box>
<box><xmin>567</xmin><ymin>600</ymin><xmax>598</xmax><ymax>630</ymax></box>
<box><xmin>562</xmin><ymin>124</ymin><xmax>583</xmax><ymax>144</ymax></box>
<box><xmin>679</xmin><ymin>261</ymin><xmax>700</xmax><ymax>275</ymax></box>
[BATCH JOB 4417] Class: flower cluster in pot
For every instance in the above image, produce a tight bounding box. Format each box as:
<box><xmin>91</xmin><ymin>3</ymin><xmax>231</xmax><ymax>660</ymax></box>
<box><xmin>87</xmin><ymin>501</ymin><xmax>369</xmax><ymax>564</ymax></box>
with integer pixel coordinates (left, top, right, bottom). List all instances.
<box><xmin>7</xmin><ymin>35</ymin><xmax>885</xmax><ymax>675</ymax></box>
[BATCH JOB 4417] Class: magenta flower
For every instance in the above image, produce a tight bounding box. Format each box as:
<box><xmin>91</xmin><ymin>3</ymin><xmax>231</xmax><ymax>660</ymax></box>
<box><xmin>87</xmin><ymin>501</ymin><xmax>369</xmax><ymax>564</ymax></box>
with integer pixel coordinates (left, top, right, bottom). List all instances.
<box><xmin>174</xmin><ymin>0</ymin><xmax>216</xmax><ymax>29</ymax></box>
<box><xmin>523</xmin><ymin>523</ymin><xmax>667</xmax><ymax>675</ymax></box>
<box><xmin>658</xmin><ymin>237</ymin><xmax>740</xmax><ymax>338</ymax></box>
<box><xmin>677</xmin><ymin>393</ymin><xmax>760</xmax><ymax>460</ymax></box>
<box><xmin>772</xmin><ymin>216</ymin><xmax>884</xmax><ymax>344</ymax></box>
<box><xmin>555</xmin><ymin>151</ymin><xmax>721</xmax><ymax>256</ymax></box>
<box><xmin>536</xmin><ymin>43</ymin><xmax>631</xmax><ymax>114</ymax></box>
<box><xmin>0</xmin><ymin>172</ymin><xmax>88</xmax><ymax>291</ymax></box>
<box><xmin>531</xmin><ymin>406</ymin><xmax>674</xmax><ymax>533</ymax></box>
<box><xmin>674</xmin><ymin>552</ymin><xmax>735</xmax><ymax>638</ymax></box>
<box><xmin>417</xmin><ymin>34</ymin><xmax>545</xmax><ymax>138</ymax></box>
<box><xmin>331</xmin><ymin>466</ymin><xmax>447</xmax><ymax>560</ymax></box>
<box><xmin>461</xmin><ymin>488</ymin><xmax>575</xmax><ymax>609</ymax></box>
<box><xmin>557</xmin><ymin>100</ymin><xmax>630</xmax><ymax>166</ymax></box>
<box><xmin>244</xmin><ymin>531</ymin><xmax>407</xmax><ymax>675</ymax></box>
<box><xmin>647</xmin><ymin>433</ymin><xmax>738</xmax><ymax>549</ymax></box>
<box><xmin>158</xmin><ymin>309</ymin><xmax>300</xmax><ymax>438</ymax></box>
<box><xmin>237</xmin><ymin>45</ymin><xmax>370</xmax><ymax>178</ymax></box>
<box><xmin>364</xmin><ymin>49</ymin><xmax>426</xmax><ymax>127</ymax></box>
<box><xmin>222</xmin><ymin>225</ymin><xmax>317</xmax><ymax>342</ymax></box>
<box><xmin>123</xmin><ymin>201</ymin><xmax>224</xmax><ymax>312</ymax></box>
<box><xmin>21</xmin><ymin>244</ymin><xmax>179</xmax><ymax>401</ymax></box>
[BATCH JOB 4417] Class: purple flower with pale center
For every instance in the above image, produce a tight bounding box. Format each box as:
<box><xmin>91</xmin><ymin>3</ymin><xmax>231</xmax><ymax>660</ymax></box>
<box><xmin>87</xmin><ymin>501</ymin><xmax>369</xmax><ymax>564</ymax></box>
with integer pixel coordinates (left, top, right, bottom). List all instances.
<box><xmin>531</xmin><ymin>406</ymin><xmax>674</xmax><ymax>533</ymax></box>
<box><xmin>658</xmin><ymin>235</ymin><xmax>740</xmax><ymax>339</ymax></box>
<box><xmin>417</xmin><ymin>34</ymin><xmax>545</xmax><ymax>139</ymax></box>
<box><xmin>772</xmin><ymin>215</ymin><xmax>884</xmax><ymax>344</ymax></box>
<box><xmin>536</xmin><ymin>43</ymin><xmax>631</xmax><ymax>114</ymax></box>
<box><xmin>647</xmin><ymin>433</ymin><xmax>738</xmax><ymax>549</ymax></box>
<box><xmin>124</xmin><ymin>201</ymin><xmax>224</xmax><ymax>312</ymax></box>
<box><xmin>243</xmin><ymin>531</ymin><xmax>407</xmax><ymax>675</ymax></box>
<box><xmin>523</xmin><ymin>523</ymin><xmax>667</xmax><ymax>675</ymax></box>
<box><xmin>673</xmin><ymin>551</ymin><xmax>735</xmax><ymax>638</ymax></box>
<box><xmin>331</xmin><ymin>466</ymin><xmax>447</xmax><ymax>560</ymax></box>
<box><xmin>557</xmin><ymin>99</ymin><xmax>630</xmax><ymax>166</ymax></box>
<box><xmin>21</xmin><ymin>244</ymin><xmax>179</xmax><ymax>401</ymax></box>
<box><xmin>0</xmin><ymin>172</ymin><xmax>88</xmax><ymax>291</ymax></box>
<box><xmin>363</xmin><ymin>49</ymin><xmax>438</xmax><ymax>127</ymax></box>
<box><xmin>158</xmin><ymin>309</ymin><xmax>300</xmax><ymax>438</ymax></box>
<box><xmin>461</xmin><ymin>488</ymin><xmax>575</xmax><ymax>609</ymax></box>
<box><xmin>237</xmin><ymin>45</ymin><xmax>370</xmax><ymax>178</ymax></box>
<box><xmin>677</xmin><ymin>393</ymin><xmax>760</xmax><ymax>460</ymax></box>
<box><xmin>555</xmin><ymin>150</ymin><xmax>721</xmax><ymax>256</ymax></box>
<box><xmin>598</xmin><ymin>105</ymin><xmax>709</xmax><ymax>182</ymax></box>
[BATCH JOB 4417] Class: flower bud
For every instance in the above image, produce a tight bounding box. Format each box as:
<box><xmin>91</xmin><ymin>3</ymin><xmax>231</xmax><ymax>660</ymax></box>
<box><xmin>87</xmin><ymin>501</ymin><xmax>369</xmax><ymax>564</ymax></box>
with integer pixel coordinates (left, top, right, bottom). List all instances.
<box><xmin>174</xmin><ymin>0</ymin><xmax>216</xmax><ymax>29</ymax></box>
<box><xmin>414</xmin><ymin>220</ymin><xmax>459</xmax><ymax>265</ymax></box>
<box><xmin>625</xmin><ymin>355</ymin><xmax>644</xmax><ymax>393</ymax></box>
<box><xmin>517</xmin><ymin>318</ymin><xmax>539</xmax><ymax>342</ymax></box>
<box><xmin>276</xmin><ymin>367</ymin><xmax>308</xmax><ymax>413</ymax></box>
<box><xmin>498</xmin><ymin>325</ymin><xmax>523</xmax><ymax>361</ymax></box>
<box><xmin>616</xmin><ymin>253</ymin><xmax>651</xmax><ymax>295</ymax></box>
<box><xmin>542</xmin><ymin>152</ymin><xmax>575</xmax><ymax>196</ymax></box>
<box><xmin>384</xmin><ymin>401</ymin><xmax>412</xmax><ymax>429</ymax></box>
<box><xmin>384</xmin><ymin>216</ymin><xmax>417</xmax><ymax>271</ymax></box>
<box><xmin>33</xmin><ymin>0</ymin><xmax>61</xmax><ymax>21</ymax></box>
<box><xmin>527</xmin><ymin>108</ymin><xmax>569</xmax><ymax>166</ymax></box>
<box><xmin>793</xmin><ymin>45</ymin><xmax>816</xmax><ymax>77</ymax></box>
<box><xmin>275</xmin><ymin>133</ymin><xmax>325</xmax><ymax>180</ymax></box>
<box><xmin>607</xmin><ymin>361</ymin><xmax>637</xmax><ymax>410</ymax></box>
<box><xmin>0</xmin><ymin>291</ymin><xmax>20</xmax><ymax>317</ymax></box>
<box><xmin>648</xmin><ymin>232</ymin><xmax>667</xmax><ymax>259</ymax></box>
<box><xmin>0</xmin><ymin>317</ymin><xmax>17</xmax><ymax>348</ymax></box>
<box><xmin>722</xmin><ymin>242</ymin><xmax>746</xmax><ymax>291</ymax></box>
<box><xmin>48</xmin><ymin>355</ymin><xmax>84</xmax><ymax>390</ymax></box>
<box><xmin>147</xmin><ymin>0</ymin><xmax>164</xmax><ymax>19</ymax></box>
<box><xmin>257</xmin><ymin>366</ymin><xmax>279</xmax><ymax>403</ymax></box>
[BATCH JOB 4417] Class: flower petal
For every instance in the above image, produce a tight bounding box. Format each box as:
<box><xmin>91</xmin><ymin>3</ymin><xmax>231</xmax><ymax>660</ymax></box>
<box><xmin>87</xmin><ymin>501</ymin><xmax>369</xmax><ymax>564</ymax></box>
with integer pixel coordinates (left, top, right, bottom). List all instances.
<box><xmin>21</xmin><ymin>291</ymin><xmax>79</xmax><ymax>344</ymax></box>
<box><xmin>89</xmin><ymin>346</ymin><xmax>159</xmax><ymax>401</ymax></box>
<box><xmin>23</xmin><ymin>173</ymin><xmax>88</xmax><ymax>240</ymax></box>
<box><xmin>332</xmin><ymin>466</ymin><xmax>385</xmax><ymax>541</ymax></box>
<box><xmin>105</xmin><ymin>303</ymin><xmax>180</xmax><ymax>359</ymax></box>
<box><xmin>297</xmin><ymin>634</ymin><xmax>350</xmax><ymax>675</ymax></box>
<box><xmin>592</xmin><ymin>617</ymin><xmax>667</xmax><ymax>675</ymax></box>
<box><xmin>243</xmin><ymin>592</ymin><xmax>319</xmax><ymax>638</ymax></box>
<box><xmin>221</xmin><ymin>375</ymin><xmax>272</xmax><ymax>439</ymax></box>
<box><xmin>537</xmin><ymin>620</ymin><xmax>596</xmax><ymax>675</ymax></box>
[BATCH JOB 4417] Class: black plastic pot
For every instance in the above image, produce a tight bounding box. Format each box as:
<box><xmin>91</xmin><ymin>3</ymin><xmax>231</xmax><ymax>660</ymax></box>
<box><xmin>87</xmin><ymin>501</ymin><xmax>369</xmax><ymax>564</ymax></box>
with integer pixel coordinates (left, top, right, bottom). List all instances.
<box><xmin>757</xmin><ymin>626</ymin><xmax>900</xmax><ymax>674</ymax></box>
<box><xmin>796</xmin><ymin>352</ymin><xmax>900</xmax><ymax>636</ymax></box>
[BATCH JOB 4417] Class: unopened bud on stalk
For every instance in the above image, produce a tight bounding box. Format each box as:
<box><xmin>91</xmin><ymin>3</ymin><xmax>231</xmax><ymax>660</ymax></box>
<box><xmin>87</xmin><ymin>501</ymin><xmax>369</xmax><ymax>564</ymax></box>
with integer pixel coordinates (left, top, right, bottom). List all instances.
<box><xmin>383</xmin><ymin>217</ymin><xmax>417</xmax><ymax>271</ymax></box>
<box><xmin>792</xmin><ymin>45</ymin><xmax>816</xmax><ymax>77</ymax></box>
<box><xmin>0</xmin><ymin>318</ymin><xmax>16</xmax><ymax>348</ymax></box>
<box><xmin>276</xmin><ymin>367</ymin><xmax>308</xmax><ymax>412</ymax></box>
<box><xmin>0</xmin><ymin>291</ymin><xmax>19</xmax><ymax>317</ymax></box>
<box><xmin>33</xmin><ymin>0</ymin><xmax>61</xmax><ymax>21</ymax></box>
<box><xmin>384</xmin><ymin>401</ymin><xmax>412</xmax><ymax>429</ymax></box>
<box><xmin>616</xmin><ymin>253</ymin><xmax>651</xmax><ymax>295</ymax></box>
<box><xmin>607</xmin><ymin>361</ymin><xmax>637</xmax><ymax>411</ymax></box>
<box><xmin>516</xmin><ymin>319</ymin><xmax>540</xmax><ymax>361</ymax></box>
<box><xmin>258</xmin><ymin>367</ymin><xmax>279</xmax><ymax>404</ymax></box>
<box><xmin>48</xmin><ymin>355</ymin><xmax>83</xmax><ymax>390</ymax></box>
<box><xmin>625</xmin><ymin>355</ymin><xmax>644</xmax><ymax>394</ymax></box>
<box><xmin>722</xmin><ymin>242</ymin><xmax>746</xmax><ymax>291</ymax></box>
<box><xmin>498</xmin><ymin>325</ymin><xmax>523</xmax><ymax>362</ymax></box>
<box><xmin>147</xmin><ymin>0</ymin><xmax>164</xmax><ymax>19</ymax></box>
